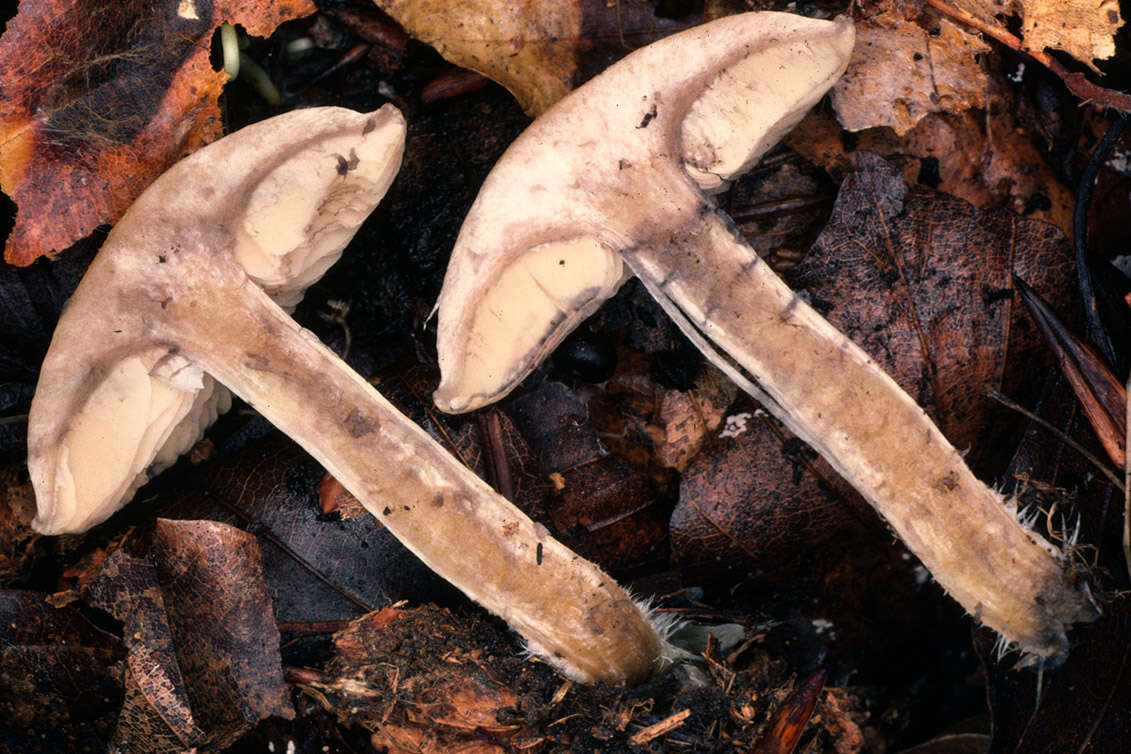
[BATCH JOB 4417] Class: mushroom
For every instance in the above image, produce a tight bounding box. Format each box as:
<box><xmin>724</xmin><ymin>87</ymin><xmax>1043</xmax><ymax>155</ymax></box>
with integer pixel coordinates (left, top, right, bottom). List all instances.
<box><xmin>432</xmin><ymin>12</ymin><xmax>1097</xmax><ymax>661</ymax></box>
<box><xmin>27</xmin><ymin>106</ymin><xmax>664</xmax><ymax>685</ymax></box>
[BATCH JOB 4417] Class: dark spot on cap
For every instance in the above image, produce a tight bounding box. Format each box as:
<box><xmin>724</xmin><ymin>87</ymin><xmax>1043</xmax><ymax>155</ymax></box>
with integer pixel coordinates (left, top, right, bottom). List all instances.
<box><xmin>382</xmin><ymin>506</ymin><xmax>391</xmax><ymax>515</ymax></box>
<box><xmin>636</xmin><ymin>104</ymin><xmax>657</xmax><ymax>129</ymax></box>
<box><xmin>363</xmin><ymin>118</ymin><xmax>377</xmax><ymax>135</ymax></box>
<box><xmin>335</xmin><ymin>154</ymin><xmax>350</xmax><ymax>176</ymax></box>
<box><xmin>536</xmin><ymin>542</ymin><xmax>543</xmax><ymax>565</ymax></box>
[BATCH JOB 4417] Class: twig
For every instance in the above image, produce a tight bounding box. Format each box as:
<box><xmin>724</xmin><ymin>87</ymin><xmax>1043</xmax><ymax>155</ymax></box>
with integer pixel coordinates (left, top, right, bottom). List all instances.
<box><xmin>984</xmin><ymin>384</ymin><xmax>1124</xmax><ymax>491</ymax></box>
<box><xmin>924</xmin><ymin>0</ymin><xmax>1131</xmax><ymax>113</ymax></box>
<box><xmin>213</xmin><ymin>495</ymin><xmax>377</xmax><ymax>613</ymax></box>
<box><xmin>628</xmin><ymin>709</ymin><xmax>692</xmax><ymax>746</ymax></box>
<box><xmin>477</xmin><ymin>408</ymin><xmax>515</xmax><ymax>500</ymax></box>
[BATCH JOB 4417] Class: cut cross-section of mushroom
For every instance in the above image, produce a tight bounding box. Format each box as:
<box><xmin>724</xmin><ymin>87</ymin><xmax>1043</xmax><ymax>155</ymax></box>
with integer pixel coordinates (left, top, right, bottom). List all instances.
<box><xmin>432</xmin><ymin>11</ymin><xmax>1098</xmax><ymax>662</ymax></box>
<box><xmin>27</xmin><ymin>106</ymin><xmax>663</xmax><ymax>685</ymax></box>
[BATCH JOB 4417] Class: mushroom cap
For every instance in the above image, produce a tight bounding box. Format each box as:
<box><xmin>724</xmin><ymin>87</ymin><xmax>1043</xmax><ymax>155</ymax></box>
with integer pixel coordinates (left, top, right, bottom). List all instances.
<box><xmin>29</xmin><ymin>105</ymin><xmax>406</xmax><ymax>534</ymax></box>
<box><xmin>433</xmin><ymin>12</ymin><xmax>854</xmax><ymax>413</ymax></box>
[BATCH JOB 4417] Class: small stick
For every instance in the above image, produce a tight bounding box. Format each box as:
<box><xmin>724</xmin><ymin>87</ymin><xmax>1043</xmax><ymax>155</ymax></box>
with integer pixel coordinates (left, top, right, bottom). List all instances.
<box><xmin>628</xmin><ymin>709</ymin><xmax>692</xmax><ymax>745</ymax></box>
<box><xmin>924</xmin><ymin>0</ymin><xmax>1131</xmax><ymax>113</ymax></box>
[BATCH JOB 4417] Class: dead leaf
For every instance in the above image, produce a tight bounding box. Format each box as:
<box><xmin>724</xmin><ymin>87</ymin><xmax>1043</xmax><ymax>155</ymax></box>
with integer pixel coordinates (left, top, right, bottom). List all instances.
<box><xmin>373</xmin><ymin>0</ymin><xmax>580</xmax><ymax>115</ymax></box>
<box><xmin>832</xmin><ymin>11</ymin><xmax>989</xmax><ymax>135</ymax></box>
<box><xmin>0</xmin><ymin>471</ymin><xmax>37</xmax><ymax>582</ymax></box>
<box><xmin>798</xmin><ymin>151</ymin><xmax>1074</xmax><ymax>454</ymax></box>
<box><xmin>952</xmin><ymin>0</ymin><xmax>1123</xmax><ymax>72</ymax></box>
<box><xmin>85</xmin><ymin>519</ymin><xmax>293</xmax><ymax>752</ymax></box>
<box><xmin>0</xmin><ymin>589</ymin><xmax>125</xmax><ymax>752</ymax></box>
<box><xmin>0</xmin><ymin>0</ymin><xmax>315</xmax><ymax>266</ymax></box>
<box><xmin>672</xmin><ymin>409</ymin><xmax>868</xmax><ymax>574</ymax></box>
<box><xmin>545</xmin><ymin>454</ymin><xmax>669</xmax><ymax>571</ymax></box>
<box><xmin>589</xmin><ymin>347</ymin><xmax>737</xmax><ymax>472</ymax></box>
<box><xmin>160</xmin><ymin>433</ymin><xmax>444</xmax><ymax>624</ymax></box>
<box><xmin>372</xmin><ymin>0</ymin><xmax>692</xmax><ymax>115</ymax></box>
<box><xmin>787</xmin><ymin>93</ymin><xmax>1075</xmax><ymax>238</ymax></box>
<box><xmin>506</xmin><ymin>380</ymin><xmax>604</xmax><ymax>475</ymax></box>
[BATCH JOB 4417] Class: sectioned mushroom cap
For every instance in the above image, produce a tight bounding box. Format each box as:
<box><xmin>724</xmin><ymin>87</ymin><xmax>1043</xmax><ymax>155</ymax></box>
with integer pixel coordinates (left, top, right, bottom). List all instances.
<box><xmin>433</xmin><ymin>12</ymin><xmax>855</xmax><ymax>412</ymax></box>
<box><xmin>29</xmin><ymin>106</ymin><xmax>406</xmax><ymax>534</ymax></box>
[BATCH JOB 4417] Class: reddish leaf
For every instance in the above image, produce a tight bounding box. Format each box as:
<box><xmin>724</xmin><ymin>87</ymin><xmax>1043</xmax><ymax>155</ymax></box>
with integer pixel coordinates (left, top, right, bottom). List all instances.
<box><xmin>752</xmin><ymin>670</ymin><xmax>826</xmax><ymax>754</ymax></box>
<box><xmin>0</xmin><ymin>0</ymin><xmax>315</xmax><ymax>265</ymax></box>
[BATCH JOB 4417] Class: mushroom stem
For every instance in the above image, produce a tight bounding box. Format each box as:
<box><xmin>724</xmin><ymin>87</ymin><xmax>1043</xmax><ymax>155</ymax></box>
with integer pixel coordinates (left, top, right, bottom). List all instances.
<box><xmin>164</xmin><ymin>272</ymin><xmax>661</xmax><ymax>684</ymax></box>
<box><xmin>623</xmin><ymin>207</ymin><xmax>1097</xmax><ymax>658</ymax></box>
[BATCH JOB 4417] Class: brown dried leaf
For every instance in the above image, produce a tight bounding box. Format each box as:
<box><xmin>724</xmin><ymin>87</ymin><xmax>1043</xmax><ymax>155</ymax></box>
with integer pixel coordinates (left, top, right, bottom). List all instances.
<box><xmin>87</xmin><ymin>546</ymin><xmax>206</xmax><ymax>752</ymax></box>
<box><xmin>0</xmin><ymin>471</ymin><xmax>37</xmax><ymax>581</ymax></box>
<box><xmin>590</xmin><ymin>349</ymin><xmax>737</xmax><ymax>472</ymax></box>
<box><xmin>0</xmin><ymin>0</ymin><xmax>315</xmax><ymax>266</ymax></box>
<box><xmin>650</xmin><ymin>366</ymin><xmax>738</xmax><ymax>470</ymax></box>
<box><xmin>372</xmin><ymin>0</ymin><xmax>692</xmax><ymax>115</ymax></box>
<box><xmin>507</xmin><ymin>380</ymin><xmax>604</xmax><ymax>475</ymax></box>
<box><xmin>672</xmin><ymin>410</ymin><xmax>867</xmax><ymax>574</ymax></box>
<box><xmin>832</xmin><ymin>12</ymin><xmax>989</xmax><ymax>135</ymax></box>
<box><xmin>0</xmin><ymin>590</ymin><xmax>125</xmax><ymax>752</ymax></box>
<box><xmin>373</xmin><ymin>0</ymin><xmax>580</xmax><ymax>115</ymax></box>
<box><xmin>547</xmin><ymin>454</ymin><xmax>669</xmax><ymax>571</ymax></box>
<box><xmin>85</xmin><ymin>520</ymin><xmax>293</xmax><ymax>752</ymax></box>
<box><xmin>798</xmin><ymin>151</ymin><xmax>1074</xmax><ymax>453</ymax></box>
<box><xmin>502</xmin><ymin>379</ymin><xmax>669</xmax><ymax>570</ymax></box>
<box><xmin>787</xmin><ymin>86</ymin><xmax>1075</xmax><ymax>237</ymax></box>
<box><xmin>953</xmin><ymin>0</ymin><xmax>1123</xmax><ymax>72</ymax></box>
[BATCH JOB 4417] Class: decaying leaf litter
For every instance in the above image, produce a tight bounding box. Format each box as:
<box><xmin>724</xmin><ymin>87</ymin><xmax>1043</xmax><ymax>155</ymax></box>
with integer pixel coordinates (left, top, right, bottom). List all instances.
<box><xmin>2</xmin><ymin>0</ymin><xmax>1131</xmax><ymax>750</ymax></box>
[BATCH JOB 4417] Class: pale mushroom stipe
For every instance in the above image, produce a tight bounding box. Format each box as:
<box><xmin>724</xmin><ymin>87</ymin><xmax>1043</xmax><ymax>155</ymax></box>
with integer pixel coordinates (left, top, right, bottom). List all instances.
<box><xmin>433</xmin><ymin>12</ymin><xmax>1098</xmax><ymax>661</ymax></box>
<box><xmin>27</xmin><ymin>106</ymin><xmax>667</xmax><ymax>685</ymax></box>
